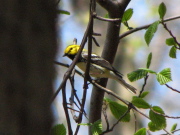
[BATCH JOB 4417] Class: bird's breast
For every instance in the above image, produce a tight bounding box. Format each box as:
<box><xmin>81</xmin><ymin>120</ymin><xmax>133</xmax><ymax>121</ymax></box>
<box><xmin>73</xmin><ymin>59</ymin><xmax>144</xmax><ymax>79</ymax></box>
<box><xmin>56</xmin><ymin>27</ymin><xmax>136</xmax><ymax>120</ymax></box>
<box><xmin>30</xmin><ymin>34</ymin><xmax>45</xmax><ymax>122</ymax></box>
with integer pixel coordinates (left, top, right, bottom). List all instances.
<box><xmin>76</xmin><ymin>62</ymin><xmax>108</xmax><ymax>77</ymax></box>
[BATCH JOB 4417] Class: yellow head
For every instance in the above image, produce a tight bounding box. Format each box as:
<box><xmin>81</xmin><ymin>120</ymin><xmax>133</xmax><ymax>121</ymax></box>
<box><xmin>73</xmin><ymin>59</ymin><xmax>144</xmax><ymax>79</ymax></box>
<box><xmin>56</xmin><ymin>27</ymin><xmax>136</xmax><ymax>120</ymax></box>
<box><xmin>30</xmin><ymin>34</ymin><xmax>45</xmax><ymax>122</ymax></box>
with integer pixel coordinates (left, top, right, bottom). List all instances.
<box><xmin>63</xmin><ymin>45</ymin><xmax>81</xmax><ymax>56</ymax></box>
<box><xmin>63</xmin><ymin>44</ymin><xmax>87</xmax><ymax>57</ymax></box>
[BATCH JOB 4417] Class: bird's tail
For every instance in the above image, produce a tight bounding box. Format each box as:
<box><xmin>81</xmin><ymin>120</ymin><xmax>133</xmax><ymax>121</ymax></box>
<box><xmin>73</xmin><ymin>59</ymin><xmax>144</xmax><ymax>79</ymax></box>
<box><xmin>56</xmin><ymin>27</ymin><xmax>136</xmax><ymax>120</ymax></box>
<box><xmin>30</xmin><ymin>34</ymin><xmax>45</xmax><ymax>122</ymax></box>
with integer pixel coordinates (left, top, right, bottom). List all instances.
<box><xmin>117</xmin><ymin>78</ymin><xmax>137</xmax><ymax>94</ymax></box>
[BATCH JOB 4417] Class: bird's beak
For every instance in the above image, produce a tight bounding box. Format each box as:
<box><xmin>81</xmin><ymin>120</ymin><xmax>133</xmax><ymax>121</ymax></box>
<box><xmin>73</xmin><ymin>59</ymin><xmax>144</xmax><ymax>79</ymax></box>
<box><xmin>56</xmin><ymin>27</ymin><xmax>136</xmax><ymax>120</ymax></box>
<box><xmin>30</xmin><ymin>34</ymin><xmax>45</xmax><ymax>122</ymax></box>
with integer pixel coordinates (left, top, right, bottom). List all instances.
<box><xmin>63</xmin><ymin>53</ymin><xmax>67</xmax><ymax>57</ymax></box>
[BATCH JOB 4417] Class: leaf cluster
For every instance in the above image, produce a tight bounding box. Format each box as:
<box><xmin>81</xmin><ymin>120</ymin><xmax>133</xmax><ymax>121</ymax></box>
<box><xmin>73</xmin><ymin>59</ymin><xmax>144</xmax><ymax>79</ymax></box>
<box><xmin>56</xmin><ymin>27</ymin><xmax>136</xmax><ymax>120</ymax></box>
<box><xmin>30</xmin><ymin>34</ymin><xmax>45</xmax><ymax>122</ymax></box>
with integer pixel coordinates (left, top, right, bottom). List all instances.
<box><xmin>128</xmin><ymin>52</ymin><xmax>172</xmax><ymax>85</ymax></box>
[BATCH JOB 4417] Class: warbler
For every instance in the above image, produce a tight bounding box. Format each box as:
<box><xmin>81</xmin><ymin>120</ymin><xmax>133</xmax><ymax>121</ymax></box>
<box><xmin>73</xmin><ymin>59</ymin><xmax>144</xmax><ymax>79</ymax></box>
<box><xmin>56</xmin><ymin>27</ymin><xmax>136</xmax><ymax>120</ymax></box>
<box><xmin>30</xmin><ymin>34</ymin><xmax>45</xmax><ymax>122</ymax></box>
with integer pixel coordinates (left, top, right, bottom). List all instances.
<box><xmin>63</xmin><ymin>44</ymin><xmax>137</xmax><ymax>94</ymax></box>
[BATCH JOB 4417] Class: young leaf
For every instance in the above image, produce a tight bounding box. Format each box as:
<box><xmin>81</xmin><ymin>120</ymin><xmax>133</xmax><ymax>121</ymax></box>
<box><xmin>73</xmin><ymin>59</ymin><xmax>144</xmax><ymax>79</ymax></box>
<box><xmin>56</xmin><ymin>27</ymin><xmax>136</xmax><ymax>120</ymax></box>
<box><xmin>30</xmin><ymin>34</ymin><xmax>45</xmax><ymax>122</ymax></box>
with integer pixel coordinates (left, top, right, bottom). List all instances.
<box><xmin>158</xmin><ymin>2</ymin><xmax>166</xmax><ymax>19</ymax></box>
<box><xmin>122</xmin><ymin>8</ymin><xmax>133</xmax><ymax>22</ymax></box>
<box><xmin>51</xmin><ymin>124</ymin><xmax>66</xmax><ymax>135</ymax></box>
<box><xmin>166</xmin><ymin>38</ymin><xmax>176</xmax><ymax>46</ymax></box>
<box><xmin>149</xmin><ymin>106</ymin><xmax>166</xmax><ymax>130</ymax></box>
<box><xmin>127</xmin><ymin>69</ymin><xmax>148</xmax><ymax>82</ymax></box>
<box><xmin>78</xmin><ymin>123</ymin><xmax>92</xmax><ymax>126</ymax></box>
<box><xmin>144</xmin><ymin>21</ymin><xmax>159</xmax><ymax>45</ymax></box>
<box><xmin>148</xmin><ymin>121</ymin><xmax>162</xmax><ymax>132</ymax></box>
<box><xmin>169</xmin><ymin>46</ymin><xmax>177</xmax><ymax>58</ymax></box>
<box><xmin>104</xmin><ymin>13</ymin><xmax>109</xmax><ymax>18</ymax></box>
<box><xmin>91</xmin><ymin>120</ymin><xmax>102</xmax><ymax>135</ymax></box>
<box><xmin>57</xmin><ymin>9</ymin><xmax>70</xmax><ymax>15</ymax></box>
<box><xmin>156</xmin><ymin>68</ymin><xmax>172</xmax><ymax>85</ymax></box>
<box><xmin>108</xmin><ymin>100</ymin><xmax>130</xmax><ymax>122</ymax></box>
<box><xmin>132</xmin><ymin>96</ymin><xmax>150</xmax><ymax>109</ymax></box>
<box><xmin>146</xmin><ymin>52</ymin><xmax>152</xmax><ymax>68</ymax></box>
<box><xmin>134</xmin><ymin>128</ymin><xmax>146</xmax><ymax>135</ymax></box>
<box><xmin>170</xmin><ymin>123</ymin><xmax>177</xmax><ymax>132</ymax></box>
<box><xmin>140</xmin><ymin>91</ymin><xmax>150</xmax><ymax>98</ymax></box>
<box><xmin>139</xmin><ymin>68</ymin><xmax>156</xmax><ymax>74</ymax></box>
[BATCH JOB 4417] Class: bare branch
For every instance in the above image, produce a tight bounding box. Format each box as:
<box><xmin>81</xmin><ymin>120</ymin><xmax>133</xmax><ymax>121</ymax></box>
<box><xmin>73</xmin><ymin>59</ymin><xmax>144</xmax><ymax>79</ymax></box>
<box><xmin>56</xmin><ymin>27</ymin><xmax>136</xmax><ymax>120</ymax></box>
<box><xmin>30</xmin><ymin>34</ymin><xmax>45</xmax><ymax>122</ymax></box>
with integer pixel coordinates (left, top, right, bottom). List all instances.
<box><xmin>92</xmin><ymin>36</ymin><xmax>100</xmax><ymax>47</ymax></box>
<box><xmin>119</xmin><ymin>15</ymin><xmax>180</xmax><ymax>40</ymax></box>
<box><xmin>171</xmin><ymin>128</ymin><xmax>180</xmax><ymax>134</ymax></box>
<box><xmin>62</xmin><ymin>83</ymin><xmax>73</xmax><ymax>134</ymax></box>
<box><xmin>101</xmin><ymin>105</ymin><xmax>131</xmax><ymax>134</ymax></box>
<box><xmin>161</xmin><ymin>21</ymin><xmax>180</xmax><ymax>49</ymax></box>
<box><xmin>132</xmin><ymin>109</ymin><xmax>137</xmax><ymax>133</ymax></box>
<box><xmin>102</xmin><ymin>101</ymin><xmax>109</xmax><ymax>131</ymax></box>
<box><xmin>139</xmin><ymin>75</ymin><xmax>149</xmax><ymax>97</ymax></box>
<box><xmin>165</xmin><ymin>84</ymin><xmax>180</xmax><ymax>93</ymax></box>
<box><xmin>51</xmin><ymin>6</ymin><xmax>93</xmax><ymax>102</ymax></box>
<box><xmin>151</xmin><ymin>108</ymin><xmax>180</xmax><ymax>119</ymax></box>
<box><xmin>55</xmin><ymin>62</ymin><xmax>173</xmax><ymax>135</ymax></box>
<box><xmin>93</xmin><ymin>12</ymin><xmax>121</xmax><ymax>22</ymax></box>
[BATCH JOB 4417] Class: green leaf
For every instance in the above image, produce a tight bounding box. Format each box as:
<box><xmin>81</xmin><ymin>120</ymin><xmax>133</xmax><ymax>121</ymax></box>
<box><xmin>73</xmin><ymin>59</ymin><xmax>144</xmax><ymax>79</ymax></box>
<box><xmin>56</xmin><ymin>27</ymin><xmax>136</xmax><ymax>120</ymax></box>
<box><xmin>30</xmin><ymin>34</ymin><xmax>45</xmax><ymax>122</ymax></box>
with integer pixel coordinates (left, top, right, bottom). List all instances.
<box><xmin>139</xmin><ymin>68</ymin><xmax>157</xmax><ymax>74</ymax></box>
<box><xmin>122</xmin><ymin>8</ymin><xmax>133</xmax><ymax>22</ymax></box>
<box><xmin>80</xmin><ymin>120</ymin><xmax>102</xmax><ymax>135</ymax></box>
<box><xmin>91</xmin><ymin>120</ymin><xmax>102</xmax><ymax>135</ymax></box>
<box><xmin>146</xmin><ymin>52</ymin><xmax>152</xmax><ymax>68</ymax></box>
<box><xmin>140</xmin><ymin>91</ymin><xmax>150</xmax><ymax>98</ymax></box>
<box><xmin>134</xmin><ymin>128</ymin><xmax>146</xmax><ymax>135</ymax></box>
<box><xmin>104</xmin><ymin>13</ymin><xmax>109</xmax><ymax>18</ymax></box>
<box><xmin>57</xmin><ymin>9</ymin><xmax>70</xmax><ymax>15</ymax></box>
<box><xmin>148</xmin><ymin>121</ymin><xmax>162</xmax><ymax>132</ymax></box>
<box><xmin>158</xmin><ymin>2</ymin><xmax>166</xmax><ymax>19</ymax></box>
<box><xmin>170</xmin><ymin>123</ymin><xmax>177</xmax><ymax>132</ymax></box>
<box><xmin>79</xmin><ymin>123</ymin><xmax>92</xmax><ymax>126</ymax></box>
<box><xmin>169</xmin><ymin>46</ymin><xmax>177</xmax><ymax>58</ymax></box>
<box><xmin>157</xmin><ymin>68</ymin><xmax>172</xmax><ymax>85</ymax></box>
<box><xmin>108</xmin><ymin>100</ymin><xmax>130</xmax><ymax>122</ymax></box>
<box><xmin>166</xmin><ymin>38</ymin><xmax>176</xmax><ymax>46</ymax></box>
<box><xmin>51</xmin><ymin>124</ymin><xmax>66</xmax><ymax>135</ymax></box>
<box><xmin>132</xmin><ymin>96</ymin><xmax>150</xmax><ymax>109</ymax></box>
<box><xmin>144</xmin><ymin>21</ymin><xmax>159</xmax><ymax>45</ymax></box>
<box><xmin>127</xmin><ymin>69</ymin><xmax>148</xmax><ymax>82</ymax></box>
<box><xmin>149</xmin><ymin>106</ymin><xmax>166</xmax><ymax>130</ymax></box>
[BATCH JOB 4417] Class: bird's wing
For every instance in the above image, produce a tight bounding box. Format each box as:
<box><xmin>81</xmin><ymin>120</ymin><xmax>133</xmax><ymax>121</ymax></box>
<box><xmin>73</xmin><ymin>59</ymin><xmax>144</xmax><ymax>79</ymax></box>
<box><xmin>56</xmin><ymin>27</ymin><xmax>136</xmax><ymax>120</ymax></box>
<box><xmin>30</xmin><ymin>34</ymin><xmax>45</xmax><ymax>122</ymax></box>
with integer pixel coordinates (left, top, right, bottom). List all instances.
<box><xmin>81</xmin><ymin>52</ymin><xmax>123</xmax><ymax>77</ymax></box>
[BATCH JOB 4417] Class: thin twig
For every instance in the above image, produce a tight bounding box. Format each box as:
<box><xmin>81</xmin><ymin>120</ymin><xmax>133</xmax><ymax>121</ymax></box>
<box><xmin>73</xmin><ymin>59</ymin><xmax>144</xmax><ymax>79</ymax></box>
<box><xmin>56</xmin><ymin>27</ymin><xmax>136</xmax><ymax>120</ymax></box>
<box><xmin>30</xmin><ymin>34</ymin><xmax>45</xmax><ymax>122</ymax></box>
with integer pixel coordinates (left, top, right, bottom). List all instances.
<box><xmin>67</xmin><ymin>107</ymin><xmax>81</xmax><ymax>113</ymax></box>
<box><xmin>91</xmin><ymin>80</ymin><xmax>129</xmax><ymax>105</ymax></box>
<box><xmin>56</xmin><ymin>61</ymin><xmax>173</xmax><ymax>135</ymax></box>
<box><xmin>150</xmin><ymin>108</ymin><xmax>180</xmax><ymax>119</ymax></box>
<box><xmin>165</xmin><ymin>84</ymin><xmax>180</xmax><ymax>93</ymax></box>
<box><xmin>75</xmin><ymin>2</ymin><xmax>94</xmax><ymax>124</ymax></box>
<box><xmin>50</xmin><ymin>4</ymin><xmax>93</xmax><ymax>103</ymax></box>
<box><xmin>54</xmin><ymin>61</ymin><xmax>84</xmax><ymax>76</ymax></box>
<box><xmin>62</xmin><ymin>83</ymin><xmax>73</xmax><ymax>134</ymax></box>
<box><xmin>132</xmin><ymin>109</ymin><xmax>137</xmax><ymax>133</ymax></box>
<box><xmin>161</xmin><ymin>21</ymin><xmax>180</xmax><ymax>49</ymax></box>
<box><xmin>75</xmin><ymin>1</ymin><xmax>96</xmax><ymax>134</ymax></box>
<box><xmin>93</xmin><ymin>32</ymin><xmax>101</xmax><ymax>36</ymax></box>
<box><xmin>119</xmin><ymin>15</ymin><xmax>180</xmax><ymax>40</ymax></box>
<box><xmin>69</xmin><ymin>70</ymin><xmax>77</xmax><ymax>121</ymax></box>
<box><xmin>111</xmin><ymin>105</ymin><xmax>131</xmax><ymax>129</ymax></box>
<box><xmin>92</xmin><ymin>36</ymin><xmax>100</xmax><ymax>47</ymax></box>
<box><xmin>69</xmin><ymin>75</ymin><xmax>88</xmax><ymax>121</ymax></box>
<box><xmin>139</xmin><ymin>75</ymin><xmax>149</xmax><ymax>97</ymax></box>
<box><xmin>102</xmin><ymin>101</ymin><xmax>109</xmax><ymax>131</ymax></box>
<box><xmin>93</xmin><ymin>12</ymin><xmax>121</xmax><ymax>22</ymax></box>
<box><xmin>134</xmin><ymin>108</ymin><xmax>172</xmax><ymax>135</ymax></box>
<box><xmin>101</xmin><ymin>105</ymin><xmax>131</xmax><ymax>134</ymax></box>
<box><xmin>171</xmin><ymin>128</ymin><xmax>180</xmax><ymax>134</ymax></box>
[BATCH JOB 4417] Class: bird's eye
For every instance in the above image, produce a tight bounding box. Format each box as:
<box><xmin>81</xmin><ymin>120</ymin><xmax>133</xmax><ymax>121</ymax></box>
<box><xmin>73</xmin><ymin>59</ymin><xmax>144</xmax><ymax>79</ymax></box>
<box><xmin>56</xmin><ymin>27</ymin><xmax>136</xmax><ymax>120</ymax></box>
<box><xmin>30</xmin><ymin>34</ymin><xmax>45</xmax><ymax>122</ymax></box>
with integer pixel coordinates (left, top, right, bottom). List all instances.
<box><xmin>67</xmin><ymin>48</ymin><xmax>73</xmax><ymax>54</ymax></box>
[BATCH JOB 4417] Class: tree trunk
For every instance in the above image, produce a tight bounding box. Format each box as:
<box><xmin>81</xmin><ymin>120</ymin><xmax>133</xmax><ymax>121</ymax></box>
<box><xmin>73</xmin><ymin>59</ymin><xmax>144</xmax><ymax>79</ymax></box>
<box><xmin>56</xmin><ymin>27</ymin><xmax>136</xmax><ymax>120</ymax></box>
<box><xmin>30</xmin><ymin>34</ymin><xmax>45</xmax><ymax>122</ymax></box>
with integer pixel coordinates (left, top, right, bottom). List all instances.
<box><xmin>89</xmin><ymin>0</ymin><xmax>130</xmax><ymax>134</ymax></box>
<box><xmin>0</xmin><ymin>0</ymin><xmax>57</xmax><ymax>134</ymax></box>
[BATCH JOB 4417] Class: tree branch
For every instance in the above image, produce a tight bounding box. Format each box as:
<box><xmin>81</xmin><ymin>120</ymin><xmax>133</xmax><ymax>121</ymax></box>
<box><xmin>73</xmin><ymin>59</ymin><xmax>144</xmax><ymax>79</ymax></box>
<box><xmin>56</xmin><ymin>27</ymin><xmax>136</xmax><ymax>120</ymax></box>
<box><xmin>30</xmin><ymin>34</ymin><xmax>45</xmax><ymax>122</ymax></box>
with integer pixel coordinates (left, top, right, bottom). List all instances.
<box><xmin>119</xmin><ymin>15</ymin><xmax>180</xmax><ymax>40</ymax></box>
<box><xmin>50</xmin><ymin>7</ymin><xmax>94</xmax><ymax>103</ymax></box>
<box><xmin>93</xmin><ymin>12</ymin><xmax>121</xmax><ymax>22</ymax></box>
<box><xmin>161</xmin><ymin>21</ymin><xmax>180</xmax><ymax>49</ymax></box>
<box><xmin>55</xmin><ymin>61</ymin><xmax>173</xmax><ymax>135</ymax></box>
